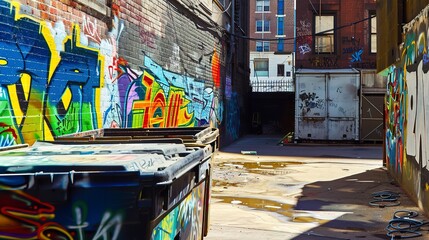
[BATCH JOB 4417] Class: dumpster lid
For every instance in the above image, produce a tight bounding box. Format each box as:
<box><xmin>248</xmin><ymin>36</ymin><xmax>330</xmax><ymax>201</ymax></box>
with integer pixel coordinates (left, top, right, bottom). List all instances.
<box><xmin>0</xmin><ymin>142</ymin><xmax>192</xmax><ymax>174</ymax></box>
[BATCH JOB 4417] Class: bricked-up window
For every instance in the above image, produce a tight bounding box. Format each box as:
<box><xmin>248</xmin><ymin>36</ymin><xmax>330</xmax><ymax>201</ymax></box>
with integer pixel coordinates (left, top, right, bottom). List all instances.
<box><xmin>315</xmin><ymin>15</ymin><xmax>335</xmax><ymax>53</ymax></box>
<box><xmin>254</xmin><ymin>59</ymin><xmax>269</xmax><ymax>77</ymax></box>
<box><xmin>370</xmin><ymin>12</ymin><xmax>377</xmax><ymax>53</ymax></box>
<box><xmin>75</xmin><ymin>0</ymin><xmax>111</xmax><ymax>18</ymax></box>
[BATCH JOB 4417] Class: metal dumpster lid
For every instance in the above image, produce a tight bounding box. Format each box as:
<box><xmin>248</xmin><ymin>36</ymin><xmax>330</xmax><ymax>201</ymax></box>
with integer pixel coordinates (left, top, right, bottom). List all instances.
<box><xmin>30</xmin><ymin>141</ymin><xmax>187</xmax><ymax>156</ymax></box>
<box><xmin>0</xmin><ymin>142</ymin><xmax>192</xmax><ymax>174</ymax></box>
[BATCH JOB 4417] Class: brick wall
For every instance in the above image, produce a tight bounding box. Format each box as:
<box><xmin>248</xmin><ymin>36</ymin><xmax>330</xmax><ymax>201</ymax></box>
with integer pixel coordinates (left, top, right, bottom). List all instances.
<box><xmin>0</xmin><ymin>0</ymin><xmax>239</xmax><ymax>146</ymax></box>
<box><xmin>295</xmin><ymin>0</ymin><xmax>376</xmax><ymax>69</ymax></box>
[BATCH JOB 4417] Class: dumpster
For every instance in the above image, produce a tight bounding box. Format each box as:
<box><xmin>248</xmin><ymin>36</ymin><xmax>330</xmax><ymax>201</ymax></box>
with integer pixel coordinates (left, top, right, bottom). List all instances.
<box><xmin>0</xmin><ymin>127</ymin><xmax>218</xmax><ymax>240</ymax></box>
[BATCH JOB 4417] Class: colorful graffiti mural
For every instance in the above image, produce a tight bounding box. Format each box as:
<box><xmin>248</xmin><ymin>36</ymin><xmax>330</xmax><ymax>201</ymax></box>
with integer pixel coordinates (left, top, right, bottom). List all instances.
<box><xmin>151</xmin><ymin>184</ymin><xmax>205</xmax><ymax>240</ymax></box>
<box><xmin>385</xmin><ymin>6</ymin><xmax>429</xmax><ymax>199</ymax></box>
<box><xmin>116</xmin><ymin>55</ymin><xmax>222</xmax><ymax>128</ymax></box>
<box><xmin>0</xmin><ymin>179</ymin><xmax>127</xmax><ymax>240</ymax></box>
<box><xmin>0</xmin><ymin>0</ymin><xmax>224</xmax><ymax>146</ymax></box>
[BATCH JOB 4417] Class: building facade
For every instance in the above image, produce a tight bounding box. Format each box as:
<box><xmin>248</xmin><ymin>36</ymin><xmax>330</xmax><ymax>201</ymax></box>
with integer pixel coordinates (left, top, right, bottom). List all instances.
<box><xmin>249</xmin><ymin>0</ymin><xmax>295</xmax><ymax>92</ymax></box>
<box><xmin>377</xmin><ymin>0</ymin><xmax>429</xmax><ymax>215</ymax></box>
<box><xmin>294</xmin><ymin>0</ymin><xmax>383</xmax><ymax>142</ymax></box>
<box><xmin>247</xmin><ymin>0</ymin><xmax>295</xmax><ymax>135</ymax></box>
<box><xmin>0</xmin><ymin>0</ymin><xmax>249</xmax><ymax>147</ymax></box>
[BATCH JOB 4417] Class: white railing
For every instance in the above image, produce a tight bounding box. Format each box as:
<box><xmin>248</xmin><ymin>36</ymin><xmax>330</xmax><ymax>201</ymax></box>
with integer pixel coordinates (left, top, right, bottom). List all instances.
<box><xmin>250</xmin><ymin>79</ymin><xmax>295</xmax><ymax>92</ymax></box>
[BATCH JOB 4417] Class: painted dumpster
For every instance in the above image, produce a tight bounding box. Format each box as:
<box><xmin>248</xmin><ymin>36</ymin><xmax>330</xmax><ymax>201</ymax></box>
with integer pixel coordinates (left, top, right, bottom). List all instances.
<box><xmin>0</xmin><ymin>127</ymin><xmax>218</xmax><ymax>240</ymax></box>
<box><xmin>295</xmin><ymin>69</ymin><xmax>360</xmax><ymax>141</ymax></box>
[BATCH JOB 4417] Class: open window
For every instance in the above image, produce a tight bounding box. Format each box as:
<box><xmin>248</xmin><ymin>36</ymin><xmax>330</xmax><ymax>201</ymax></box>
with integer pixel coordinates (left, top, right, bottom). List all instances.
<box><xmin>314</xmin><ymin>15</ymin><xmax>335</xmax><ymax>53</ymax></box>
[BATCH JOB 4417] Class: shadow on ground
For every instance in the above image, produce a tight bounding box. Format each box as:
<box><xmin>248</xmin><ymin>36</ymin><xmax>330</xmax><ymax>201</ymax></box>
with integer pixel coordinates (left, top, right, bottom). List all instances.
<box><xmin>290</xmin><ymin>167</ymin><xmax>429</xmax><ymax>240</ymax></box>
<box><xmin>220</xmin><ymin>134</ymin><xmax>383</xmax><ymax>159</ymax></box>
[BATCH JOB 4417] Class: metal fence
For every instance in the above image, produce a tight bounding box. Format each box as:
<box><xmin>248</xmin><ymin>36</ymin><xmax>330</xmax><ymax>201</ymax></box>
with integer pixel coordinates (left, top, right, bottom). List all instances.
<box><xmin>250</xmin><ymin>79</ymin><xmax>295</xmax><ymax>92</ymax></box>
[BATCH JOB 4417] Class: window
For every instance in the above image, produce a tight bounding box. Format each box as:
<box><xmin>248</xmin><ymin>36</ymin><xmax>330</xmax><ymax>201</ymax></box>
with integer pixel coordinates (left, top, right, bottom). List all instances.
<box><xmin>277</xmin><ymin>0</ymin><xmax>284</xmax><ymax>15</ymax></box>
<box><xmin>254</xmin><ymin>59</ymin><xmax>269</xmax><ymax>77</ymax></box>
<box><xmin>277</xmin><ymin>17</ymin><xmax>284</xmax><ymax>35</ymax></box>
<box><xmin>256</xmin><ymin>20</ymin><xmax>270</xmax><ymax>32</ymax></box>
<box><xmin>256</xmin><ymin>41</ymin><xmax>270</xmax><ymax>52</ymax></box>
<box><xmin>286</xmin><ymin>71</ymin><xmax>291</xmax><ymax>77</ymax></box>
<box><xmin>277</xmin><ymin>39</ymin><xmax>284</xmax><ymax>52</ymax></box>
<box><xmin>75</xmin><ymin>0</ymin><xmax>111</xmax><ymax>18</ymax></box>
<box><xmin>315</xmin><ymin>15</ymin><xmax>335</xmax><ymax>53</ymax></box>
<box><xmin>370</xmin><ymin>12</ymin><xmax>377</xmax><ymax>53</ymax></box>
<box><xmin>256</xmin><ymin>0</ymin><xmax>270</xmax><ymax>12</ymax></box>
<box><xmin>277</xmin><ymin>64</ymin><xmax>285</xmax><ymax>76</ymax></box>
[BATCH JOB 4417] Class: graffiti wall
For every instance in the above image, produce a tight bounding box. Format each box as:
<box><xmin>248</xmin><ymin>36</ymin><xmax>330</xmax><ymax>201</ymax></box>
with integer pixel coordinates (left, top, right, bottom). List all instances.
<box><xmin>0</xmin><ymin>0</ymin><xmax>231</xmax><ymax>147</ymax></box>
<box><xmin>385</xmin><ymin>5</ymin><xmax>429</xmax><ymax>213</ymax></box>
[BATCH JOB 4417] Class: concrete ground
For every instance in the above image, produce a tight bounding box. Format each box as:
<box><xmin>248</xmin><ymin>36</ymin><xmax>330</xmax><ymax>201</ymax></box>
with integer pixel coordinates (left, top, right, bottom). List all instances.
<box><xmin>205</xmin><ymin>135</ymin><xmax>429</xmax><ymax>240</ymax></box>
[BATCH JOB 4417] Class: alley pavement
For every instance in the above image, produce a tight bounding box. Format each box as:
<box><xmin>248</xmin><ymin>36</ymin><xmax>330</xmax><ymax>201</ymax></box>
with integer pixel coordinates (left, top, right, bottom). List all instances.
<box><xmin>205</xmin><ymin>135</ymin><xmax>429</xmax><ymax>240</ymax></box>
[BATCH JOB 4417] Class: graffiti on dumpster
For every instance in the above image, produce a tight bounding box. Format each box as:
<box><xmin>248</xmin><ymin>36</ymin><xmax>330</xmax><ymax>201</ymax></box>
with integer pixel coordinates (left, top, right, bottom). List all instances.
<box><xmin>151</xmin><ymin>184</ymin><xmax>205</xmax><ymax>240</ymax></box>
<box><xmin>0</xmin><ymin>183</ymin><xmax>125</xmax><ymax>240</ymax></box>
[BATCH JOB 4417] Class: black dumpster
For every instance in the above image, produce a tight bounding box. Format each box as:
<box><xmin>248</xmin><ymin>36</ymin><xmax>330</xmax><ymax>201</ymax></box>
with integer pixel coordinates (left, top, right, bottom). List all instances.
<box><xmin>0</xmin><ymin>127</ymin><xmax>218</xmax><ymax>240</ymax></box>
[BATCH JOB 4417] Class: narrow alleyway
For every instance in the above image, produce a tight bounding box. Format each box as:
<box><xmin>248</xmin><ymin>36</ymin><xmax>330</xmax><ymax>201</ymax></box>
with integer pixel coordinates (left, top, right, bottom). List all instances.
<box><xmin>205</xmin><ymin>135</ymin><xmax>429</xmax><ymax>240</ymax></box>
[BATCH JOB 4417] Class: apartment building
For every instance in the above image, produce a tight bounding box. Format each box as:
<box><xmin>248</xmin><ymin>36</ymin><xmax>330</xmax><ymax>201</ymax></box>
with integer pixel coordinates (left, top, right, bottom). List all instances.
<box><xmin>249</xmin><ymin>0</ymin><xmax>295</xmax><ymax>92</ymax></box>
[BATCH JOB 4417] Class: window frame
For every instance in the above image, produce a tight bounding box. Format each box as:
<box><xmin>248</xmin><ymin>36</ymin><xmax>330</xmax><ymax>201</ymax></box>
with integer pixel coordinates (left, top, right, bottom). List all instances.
<box><xmin>254</xmin><ymin>58</ymin><xmax>269</xmax><ymax>77</ymax></box>
<box><xmin>370</xmin><ymin>11</ymin><xmax>377</xmax><ymax>54</ymax></box>
<box><xmin>277</xmin><ymin>16</ymin><xmax>284</xmax><ymax>36</ymax></box>
<box><xmin>256</xmin><ymin>41</ymin><xmax>270</xmax><ymax>52</ymax></box>
<box><xmin>256</xmin><ymin>20</ymin><xmax>270</xmax><ymax>32</ymax></box>
<box><xmin>277</xmin><ymin>64</ymin><xmax>285</xmax><ymax>77</ymax></box>
<box><xmin>314</xmin><ymin>14</ymin><xmax>336</xmax><ymax>54</ymax></box>
<box><xmin>277</xmin><ymin>39</ymin><xmax>284</xmax><ymax>52</ymax></box>
<box><xmin>277</xmin><ymin>0</ymin><xmax>284</xmax><ymax>15</ymax></box>
<box><xmin>256</xmin><ymin>0</ymin><xmax>270</xmax><ymax>12</ymax></box>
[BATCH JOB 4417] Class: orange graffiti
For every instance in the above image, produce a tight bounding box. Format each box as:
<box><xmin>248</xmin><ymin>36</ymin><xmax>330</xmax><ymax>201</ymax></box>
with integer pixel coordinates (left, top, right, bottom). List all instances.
<box><xmin>211</xmin><ymin>50</ymin><xmax>221</xmax><ymax>87</ymax></box>
<box><xmin>132</xmin><ymin>72</ymin><xmax>194</xmax><ymax>127</ymax></box>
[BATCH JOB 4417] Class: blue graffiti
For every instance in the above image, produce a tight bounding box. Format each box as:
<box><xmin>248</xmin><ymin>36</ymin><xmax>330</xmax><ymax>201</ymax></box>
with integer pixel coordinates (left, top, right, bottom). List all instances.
<box><xmin>351</xmin><ymin>49</ymin><xmax>364</xmax><ymax>62</ymax></box>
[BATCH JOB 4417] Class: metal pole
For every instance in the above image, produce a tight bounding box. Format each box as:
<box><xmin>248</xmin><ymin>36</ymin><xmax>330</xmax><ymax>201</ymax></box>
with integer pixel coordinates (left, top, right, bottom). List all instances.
<box><xmin>293</xmin><ymin>0</ymin><xmax>296</xmax><ymax>91</ymax></box>
<box><xmin>229</xmin><ymin>0</ymin><xmax>235</xmax><ymax>65</ymax></box>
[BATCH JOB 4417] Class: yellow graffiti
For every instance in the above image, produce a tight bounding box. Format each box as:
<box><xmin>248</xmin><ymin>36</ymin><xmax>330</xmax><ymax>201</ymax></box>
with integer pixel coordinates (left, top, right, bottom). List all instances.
<box><xmin>132</xmin><ymin>71</ymin><xmax>194</xmax><ymax>128</ymax></box>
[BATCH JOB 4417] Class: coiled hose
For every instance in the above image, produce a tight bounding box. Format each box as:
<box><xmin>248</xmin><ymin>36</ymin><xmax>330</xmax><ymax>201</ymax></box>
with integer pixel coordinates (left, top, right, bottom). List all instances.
<box><xmin>386</xmin><ymin>210</ymin><xmax>429</xmax><ymax>239</ymax></box>
<box><xmin>369</xmin><ymin>190</ymin><xmax>401</xmax><ymax>208</ymax></box>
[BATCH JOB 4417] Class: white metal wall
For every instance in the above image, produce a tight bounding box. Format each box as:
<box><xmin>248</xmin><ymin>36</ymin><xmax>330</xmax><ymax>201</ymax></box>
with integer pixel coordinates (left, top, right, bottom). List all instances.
<box><xmin>249</xmin><ymin>52</ymin><xmax>294</xmax><ymax>92</ymax></box>
<box><xmin>295</xmin><ymin>69</ymin><xmax>360</xmax><ymax>141</ymax></box>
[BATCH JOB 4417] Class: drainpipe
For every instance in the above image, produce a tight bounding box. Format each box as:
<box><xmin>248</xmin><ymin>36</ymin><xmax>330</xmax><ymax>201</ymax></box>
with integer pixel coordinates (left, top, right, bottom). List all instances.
<box><xmin>293</xmin><ymin>0</ymin><xmax>296</xmax><ymax>90</ymax></box>
<box><xmin>229</xmin><ymin>0</ymin><xmax>235</xmax><ymax>66</ymax></box>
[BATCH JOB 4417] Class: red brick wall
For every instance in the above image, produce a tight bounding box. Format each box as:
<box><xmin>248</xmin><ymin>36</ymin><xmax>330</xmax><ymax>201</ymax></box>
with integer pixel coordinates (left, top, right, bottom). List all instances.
<box><xmin>295</xmin><ymin>0</ymin><xmax>376</xmax><ymax>69</ymax></box>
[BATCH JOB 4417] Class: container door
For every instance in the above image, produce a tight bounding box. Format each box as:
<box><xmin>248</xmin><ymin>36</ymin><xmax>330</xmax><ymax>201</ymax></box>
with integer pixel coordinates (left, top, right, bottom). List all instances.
<box><xmin>327</xmin><ymin>74</ymin><xmax>359</xmax><ymax>140</ymax></box>
<box><xmin>295</xmin><ymin>74</ymin><xmax>328</xmax><ymax>140</ymax></box>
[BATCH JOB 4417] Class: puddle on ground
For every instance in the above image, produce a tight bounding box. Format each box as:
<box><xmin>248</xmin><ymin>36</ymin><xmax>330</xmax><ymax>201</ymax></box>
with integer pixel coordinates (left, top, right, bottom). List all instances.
<box><xmin>212</xmin><ymin>180</ymin><xmax>241</xmax><ymax>188</ymax></box>
<box><xmin>214</xmin><ymin>196</ymin><xmax>326</xmax><ymax>224</ymax></box>
<box><xmin>217</xmin><ymin>161</ymin><xmax>303</xmax><ymax>175</ymax></box>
